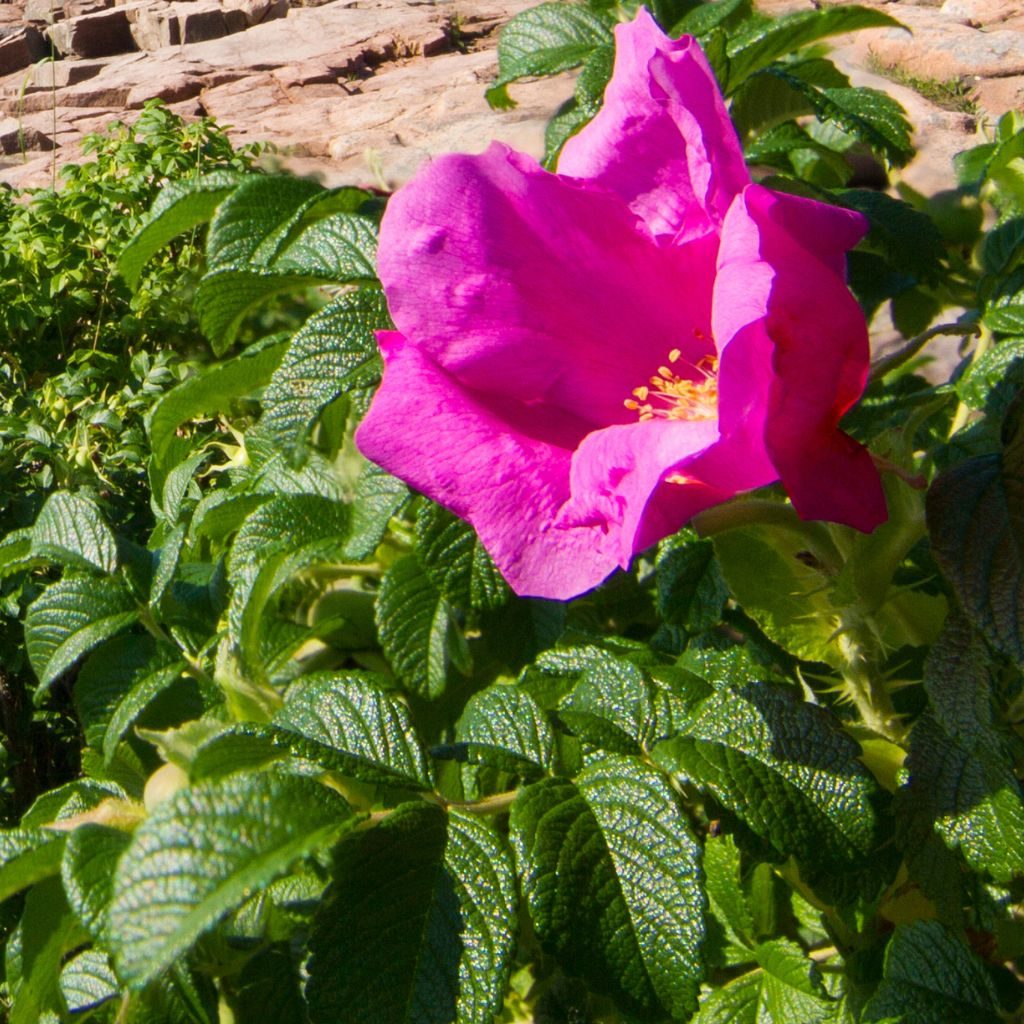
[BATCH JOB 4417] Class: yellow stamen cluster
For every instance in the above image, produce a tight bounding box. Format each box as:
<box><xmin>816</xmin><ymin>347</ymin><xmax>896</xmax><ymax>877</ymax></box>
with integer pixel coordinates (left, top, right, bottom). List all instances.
<box><xmin>624</xmin><ymin>350</ymin><xmax>719</xmax><ymax>422</ymax></box>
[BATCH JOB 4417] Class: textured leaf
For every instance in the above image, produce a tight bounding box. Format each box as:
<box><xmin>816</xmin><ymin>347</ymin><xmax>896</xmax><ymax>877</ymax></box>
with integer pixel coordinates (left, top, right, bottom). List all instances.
<box><xmin>118</xmin><ymin>169</ymin><xmax>243</xmax><ymax>288</ymax></box>
<box><xmin>652</xmin><ymin>684</ymin><xmax>882</xmax><ymax>897</ymax></box>
<box><xmin>227</xmin><ymin>494</ymin><xmax>352</xmax><ymax>669</ymax></box>
<box><xmin>195</xmin><ymin>269</ymin><xmax>330</xmax><ymax>355</ymax></box>
<box><xmin>511</xmin><ymin>756</ymin><xmax>705</xmax><ymax>1019</ymax></box>
<box><xmin>672</xmin><ymin>0</ymin><xmax>751</xmax><ymax>38</ymax></box>
<box><xmin>205</xmin><ymin>174</ymin><xmax>324</xmax><ymax>270</ymax></box>
<box><xmin>348</xmin><ymin>462</ymin><xmax>408</xmax><ymax>559</ymax></box>
<box><xmin>0</xmin><ymin>829</ymin><xmax>66</xmax><ymax>903</ymax></box>
<box><xmin>956</xmin><ymin>336</ymin><xmax>1024</xmax><ymax>413</ymax></box>
<box><xmin>306</xmin><ymin>803</ymin><xmax>517</xmax><ymax>1024</ymax></box>
<box><xmin>703</xmin><ymin>833</ymin><xmax>755</xmax><ymax>954</ymax></box>
<box><xmin>982</xmin><ymin>215</ymin><xmax>1024</xmax><ymax>277</ymax></box>
<box><xmin>984</xmin><ymin>304</ymin><xmax>1024</xmax><ymax>335</ymax></box>
<box><xmin>724</xmin><ymin>6</ymin><xmax>898</xmax><ymax>89</ymax></box>
<box><xmin>59</xmin><ymin>949</ymin><xmax>119</xmax><ymax>1015</ymax></box>
<box><xmin>25</xmin><ymin>575</ymin><xmax>139</xmax><ymax>694</ymax></box>
<box><xmin>491</xmin><ymin>2</ymin><xmax>612</xmax><ymax>93</ymax></box>
<box><xmin>694</xmin><ymin>938</ymin><xmax>834</xmax><ymax>1023</ymax></box>
<box><xmin>415</xmin><ymin>502</ymin><xmax>510</xmax><ymax>611</ymax></box>
<box><xmin>102</xmin><ymin>649</ymin><xmax>186</xmax><ymax>764</ymax></box>
<box><xmin>273</xmin><ymin>212</ymin><xmax>377</xmax><ymax>282</ymax></box>
<box><xmin>260</xmin><ymin>289</ymin><xmax>389</xmax><ymax>453</ymax></box>
<box><xmin>452</xmin><ymin>685</ymin><xmax>555</xmax><ymax>776</ymax></box>
<box><xmin>770</xmin><ymin>70</ymin><xmax>912</xmax><ymax>166</ymax></box>
<box><xmin>147</xmin><ymin>337</ymin><xmax>288</xmax><ymax>464</ymax></box>
<box><xmin>32</xmin><ymin>491</ymin><xmax>118</xmax><ymax>574</ymax></box>
<box><xmin>10</xmin><ymin>879</ymin><xmax>89</xmax><ymax>1024</ymax></box>
<box><xmin>61</xmin><ymin>824</ymin><xmax>132</xmax><ymax>939</ymax></box>
<box><xmin>375</xmin><ymin>555</ymin><xmax>458</xmax><ymax>699</ymax></box>
<box><xmin>927</xmin><ymin>410</ymin><xmax>1024</xmax><ymax>661</ymax></box>
<box><xmin>863</xmin><ymin>922</ymin><xmax>1000</xmax><ymax>1023</ymax></box>
<box><xmin>272</xmin><ymin>671</ymin><xmax>432</xmax><ymax>788</ymax></box>
<box><xmin>107</xmin><ymin>773</ymin><xmax>355</xmax><ymax>987</ymax></box>
<box><xmin>656</xmin><ymin>532</ymin><xmax>728</xmax><ymax>633</ymax></box>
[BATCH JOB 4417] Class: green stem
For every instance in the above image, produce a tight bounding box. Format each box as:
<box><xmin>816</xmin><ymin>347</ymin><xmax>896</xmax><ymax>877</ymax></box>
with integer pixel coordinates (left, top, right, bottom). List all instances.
<box><xmin>138</xmin><ymin>606</ymin><xmax>215</xmax><ymax>689</ymax></box>
<box><xmin>869</xmin><ymin>321</ymin><xmax>979</xmax><ymax>383</ymax></box>
<box><xmin>948</xmin><ymin>324</ymin><xmax>994</xmax><ymax>438</ymax></box>
<box><xmin>692</xmin><ymin>498</ymin><xmax>843</xmax><ymax>574</ymax></box>
<box><xmin>835</xmin><ymin>612</ymin><xmax>905</xmax><ymax>745</ymax></box>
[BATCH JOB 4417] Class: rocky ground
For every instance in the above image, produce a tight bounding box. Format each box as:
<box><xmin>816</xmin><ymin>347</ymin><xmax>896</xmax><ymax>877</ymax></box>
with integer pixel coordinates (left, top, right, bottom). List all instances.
<box><xmin>0</xmin><ymin>0</ymin><xmax>1020</xmax><ymax>195</ymax></box>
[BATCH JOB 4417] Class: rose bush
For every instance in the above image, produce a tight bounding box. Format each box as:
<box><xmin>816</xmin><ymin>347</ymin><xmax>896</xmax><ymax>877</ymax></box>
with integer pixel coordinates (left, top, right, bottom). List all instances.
<box><xmin>356</xmin><ymin>8</ymin><xmax>887</xmax><ymax>600</ymax></box>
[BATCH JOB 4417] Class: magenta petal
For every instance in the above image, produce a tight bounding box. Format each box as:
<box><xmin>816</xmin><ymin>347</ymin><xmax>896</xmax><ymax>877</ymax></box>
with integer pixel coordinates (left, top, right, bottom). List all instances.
<box><xmin>355</xmin><ymin>334</ymin><xmax>625</xmax><ymax>599</ymax></box>
<box><xmin>377</xmin><ymin>142</ymin><xmax>717</xmax><ymax>429</ymax></box>
<box><xmin>556</xmin><ymin>418</ymin><xmax>721</xmax><ymax>566</ymax></box>
<box><xmin>712</xmin><ymin>184</ymin><xmax>886</xmax><ymax>531</ymax></box>
<box><xmin>558</xmin><ymin>9</ymin><xmax>748</xmax><ymax>240</ymax></box>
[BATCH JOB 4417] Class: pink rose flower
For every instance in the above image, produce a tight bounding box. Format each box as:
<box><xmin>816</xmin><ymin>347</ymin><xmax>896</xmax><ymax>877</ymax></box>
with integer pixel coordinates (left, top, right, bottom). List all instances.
<box><xmin>355</xmin><ymin>8</ymin><xmax>886</xmax><ymax>600</ymax></box>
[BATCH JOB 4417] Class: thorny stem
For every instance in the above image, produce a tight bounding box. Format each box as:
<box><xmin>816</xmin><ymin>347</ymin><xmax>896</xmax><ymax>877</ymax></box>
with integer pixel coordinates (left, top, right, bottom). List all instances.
<box><xmin>948</xmin><ymin>323</ymin><xmax>994</xmax><ymax>438</ymax></box>
<box><xmin>869</xmin><ymin>321</ymin><xmax>980</xmax><ymax>383</ymax></box>
<box><xmin>835</xmin><ymin>612</ymin><xmax>905</xmax><ymax>745</ymax></box>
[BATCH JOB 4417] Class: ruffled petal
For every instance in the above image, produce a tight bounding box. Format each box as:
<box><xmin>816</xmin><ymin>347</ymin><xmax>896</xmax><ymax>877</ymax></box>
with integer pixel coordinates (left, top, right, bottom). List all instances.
<box><xmin>558</xmin><ymin>8</ymin><xmax>748</xmax><ymax>240</ymax></box>
<box><xmin>556</xmin><ymin>417</ymin><xmax>721</xmax><ymax>566</ymax></box>
<box><xmin>377</xmin><ymin>142</ymin><xmax>717</xmax><ymax>429</ymax></box>
<box><xmin>355</xmin><ymin>333</ymin><xmax>625</xmax><ymax>599</ymax></box>
<box><xmin>711</xmin><ymin>184</ymin><xmax>885</xmax><ymax>531</ymax></box>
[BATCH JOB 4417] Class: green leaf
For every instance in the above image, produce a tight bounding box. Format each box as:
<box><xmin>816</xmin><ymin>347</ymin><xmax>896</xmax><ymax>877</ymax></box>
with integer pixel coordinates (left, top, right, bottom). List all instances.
<box><xmin>60</xmin><ymin>948</ymin><xmax>119</xmax><ymax>1015</ymax></box>
<box><xmin>694</xmin><ymin>938</ymin><xmax>834</xmax><ymax>1023</ymax></box>
<box><xmin>227</xmin><ymin>494</ymin><xmax>352</xmax><ymax>670</ymax></box>
<box><xmin>672</xmin><ymin>0</ymin><xmax>751</xmax><ymax>38</ymax></box>
<box><xmin>25</xmin><ymin>575</ymin><xmax>139</xmax><ymax>695</ymax></box>
<box><xmin>725</xmin><ymin>6</ymin><xmax>899</xmax><ymax>90</ymax></box>
<box><xmin>61</xmin><ymin>823</ymin><xmax>132</xmax><ymax>939</ymax></box>
<box><xmin>32</xmin><ymin>491</ymin><xmax>118</xmax><ymax>574</ymax></box>
<box><xmin>656</xmin><ymin>532</ymin><xmax>728</xmax><ymax>633</ymax></box>
<box><xmin>306</xmin><ymin>803</ymin><xmax>517</xmax><ymax>1024</ymax></box>
<box><xmin>118</xmin><ymin>169</ymin><xmax>244</xmax><ymax>288</ymax></box>
<box><xmin>348</xmin><ymin>462</ymin><xmax>408</xmax><ymax>559</ymax></box>
<box><xmin>147</xmin><ymin>337</ymin><xmax>288</xmax><ymax>465</ymax></box>
<box><xmin>732</xmin><ymin>73</ymin><xmax>814</xmax><ymax>139</ymax></box>
<box><xmin>652</xmin><ymin>683</ymin><xmax>882</xmax><ymax>898</ymax></box>
<box><xmin>415</xmin><ymin>502</ymin><xmax>510</xmax><ymax>611</ymax></box>
<box><xmin>273</xmin><ymin>212</ymin><xmax>377</xmax><ymax>282</ymax></box>
<box><xmin>703</xmin><ymin>833</ymin><xmax>755</xmax><ymax>953</ymax></box>
<box><xmin>956</xmin><ymin>336</ymin><xmax>1024</xmax><ymax>412</ymax></box>
<box><xmin>451</xmin><ymin>685</ymin><xmax>555</xmax><ymax>776</ymax></box>
<box><xmin>511</xmin><ymin>756</ymin><xmax>705</xmax><ymax>1019</ymax></box>
<box><xmin>982</xmin><ymin>216</ymin><xmax>1024</xmax><ymax>277</ymax></box>
<box><xmin>195</xmin><ymin>269</ymin><xmax>330</xmax><ymax>355</ymax></box>
<box><xmin>205</xmin><ymin>175</ymin><xmax>324</xmax><ymax>270</ymax></box>
<box><xmin>926</xmin><ymin>411</ymin><xmax>1024</xmax><ymax>661</ymax></box>
<box><xmin>983</xmin><ymin>304</ymin><xmax>1024</xmax><ymax>335</ymax></box>
<box><xmin>106</xmin><ymin>772</ymin><xmax>356</xmax><ymax>987</ymax></box>
<box><xmin>272</xmin><ymin>671</ymin><xmax>432</xmax><ymax>788</ymax></box>
<box><xmin>375</xmin><ymin>555</ymin><xmax>459</xmax><ymax>699</ymax></box>
<box><xmin>769</xmin><ymin>70</ymin><xmax>913</xmax><ymax>167</ymax></box>
<box><xmin>0</xmin><ymin>829</ymin><xmax>66</xmax><ymax>903</ymax></box>
<box><xmin>260</xmin><ymin>289</ymin><xmax>389</xmax><ymax>454</ymax></box>
<box><xmin>492</xmin><ymin>2</ymin><xmax>612</xmax><ymax>92</ymax></box>
<box><xmin>863</xmin><ymin>922</ymin><xmax>1000</xmax><ymax>1023</ymax></box>
<box><xmin>9</xmin><ymin>878</ymin><xmax>89</xmax><ymax>1024</ymax></box>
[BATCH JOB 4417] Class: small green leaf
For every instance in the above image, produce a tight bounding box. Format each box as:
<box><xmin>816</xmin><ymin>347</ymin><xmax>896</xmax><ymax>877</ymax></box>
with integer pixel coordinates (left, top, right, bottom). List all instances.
<box><xmin>725</xmin><ymin>6</ymin><xmax>899</xmax><ymax>90</ymax></box>
<box><xmin>118</xmin><ymin>169</ymin><xmax>244</xmax><ymax>288</ymax></box>
<box><xmin>348</xmin><ymin>462</ymin><xmax>408</xmax><ymax>559</ymax></box>
<box><xmin>59</xmin><ymin>948</ymin><xmax>119</xmax><ymax>1015</ymax></box>
<box><xmin>511</xmin><ymin>756</ymin><xmax>705</xmax><ymax>1019</ymax></box>
<box><xmin>272</xmin><ymin>671</ymin><xmax>433</xmax><ymax>788</ymax></box>
<box><xmin>983</xmin><ymin>304</ymin><xmax>1024</xmax><ymax>335</ymax></box>
<box><xmin>452</xmin><ymin>685</ymin><xmax>555</xmax><ymax>776</ymax></box>
<box><xmin>926</xmin><ymin>410</ymin><xmax>1024</xmax><ymax>661</ymax></box>
<box><xmin>195</xmin><ymin>269</ymin><xmax>330</xmax><ymax>355</ymax></box>
<box><xmin>147</xmin><ymin>337</ymin><xmax>288</xmax><ymax>465</ymax></box>
<box><xmin>415</xmin><ymin>503</ymin><xmax>510</xmax><ymax>611</ymax></box>
<box><xmin>205</xmin><ymin>175</ymin><xmax>324</xmax><ymax>270</ymax></box>
<box><xmin>106</xmin><ymin>773</ymin><xmax>356</xmax><ymax>987</ymax></box>
<box><xmin>0</xmin><ymin>829</ymin><xmax>66</xmax><ymax>903</ymax></box>
<box><xmin>652</xmin><ymin>683</ymin><xmax>882</xmax><ymax>899</ymax></box>
<box><xmin>260</xmin><ymin>289</ymin><xmax>389</xmax><ymax>454</ymax></box>
<box><xmin>703</xmin><ymin>833</ymin><xmax>755</xmax><ymax>953</ymax></box>
<box><xmin>375</xmin><ymin>555</ymin><xmax>459</xmax><ymax>699</ymax></box>
<box><xmin>306</xmin><ymin>803</ymin><xmax>517</xmax><ymax>1024</ymax></box>
<box><xmin>492</xmin><ymin>2</ymin><xmax>612</xmax><ymax>91</ymax></box>
<box><xmin>863</xmin><ymin>922</ymin><xmax>1000</xmax><ymax>1023</ymax></box>
<box><xmin>273</xmin><ymin>212</ymin><xmax>377</xmax><ymax>282</ymax></box>
<box><xmin>61</xmin><ymin>824</ymin><xmax>132</xmax><ymax>939</ymax></box>
<box><xmin>656</xmin><ymin>532</ymin><xmax>728</xmax><ymax>633</ymax></box>
<box><xmin>32</xmin><ymin>491</ymin><xmax>118</xmax><ymax>574</ymax></box>
<box><xmin>956</xmin><ymin>336</ymin><xmax>1024</xmax><ymax>413</ymax></box>
<box><xmin>25</xmin><ymin>575</ymin><xmax>139</xmax><ymax>695</ymax></box>
<box><xmin>982</xmin><ymin>216</ymin><xmax>1024</xmax><ymax>277</ymax></box>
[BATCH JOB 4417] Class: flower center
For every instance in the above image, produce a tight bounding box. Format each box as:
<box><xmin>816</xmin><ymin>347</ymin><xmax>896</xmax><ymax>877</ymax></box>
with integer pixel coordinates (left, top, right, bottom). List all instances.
<box><xmin>624</xmin><ymin>349</ymin><xmax>719</xmax><ymax>422</ymax></box>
